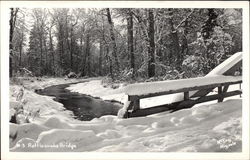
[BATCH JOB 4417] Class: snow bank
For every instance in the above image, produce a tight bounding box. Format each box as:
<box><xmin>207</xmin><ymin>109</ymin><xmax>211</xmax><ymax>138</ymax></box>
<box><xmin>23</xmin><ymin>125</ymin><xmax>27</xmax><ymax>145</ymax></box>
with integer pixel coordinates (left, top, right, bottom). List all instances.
<box><xmin>10</xmin><ymin>99</ymin><xmax>242</xmax><ymax>152</ymax></box>
<box><xmin>66</xmin><ymin>80</ymin><xmax>127</xmax><ymax>104</ymax></box>
<box><xmin>67</xmin><ymin>80</ymin><xmax>112</xmax><ymax>97</ymax></box>
<box><xmin>10</xmin><ymin>85</ymin><xmax>75</xmax><ymax>124</ymax></box>
<box><xmin>16</xmin><ymin>77</ymin><xmax>91</xmax><ymax>90</ymax></box>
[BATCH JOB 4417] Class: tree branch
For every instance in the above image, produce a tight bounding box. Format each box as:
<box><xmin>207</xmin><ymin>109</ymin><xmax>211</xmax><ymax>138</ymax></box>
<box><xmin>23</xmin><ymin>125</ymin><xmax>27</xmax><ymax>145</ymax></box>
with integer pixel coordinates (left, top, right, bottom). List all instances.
<box><xmin>175</xmin><ymin>9</ymin><xmax>195</xmax><ymax>30</ymax></box>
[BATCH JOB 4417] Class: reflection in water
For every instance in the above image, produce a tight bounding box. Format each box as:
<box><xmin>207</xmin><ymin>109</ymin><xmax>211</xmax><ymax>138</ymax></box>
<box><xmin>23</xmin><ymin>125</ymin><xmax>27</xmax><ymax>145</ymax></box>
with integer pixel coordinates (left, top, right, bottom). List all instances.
<box><xmin>36</xmin><ymin>82</ymin><xmax>122</xmax><ymax>121</ymax></box>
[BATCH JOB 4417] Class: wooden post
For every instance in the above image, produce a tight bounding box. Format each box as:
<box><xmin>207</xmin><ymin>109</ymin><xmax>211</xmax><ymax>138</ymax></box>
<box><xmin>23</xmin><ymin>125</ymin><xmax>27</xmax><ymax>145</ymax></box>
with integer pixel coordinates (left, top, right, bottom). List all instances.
<box><xmin>133</xmin><ymin>99</ymin><xmax>140</xmax><ymax>111</ymax></box>
<box><xmin>218</xmin><ymin>86</ymin><xmax>223</xmax><ymax>102</ymax></box>
<box><xmin>117</xmin><ymin>100</ymin><xmax>133</xmax><ymax>118</ymax></box>
<box><xmin>221</xmin><ymin>85</ymin><xmax>229</xmax><ymax>102</ymax></box>
<box><xmin>239</xmin><ymin>83</ymin><xmax>242</xmax><ymax>98</ymax></box>
<box><xmin>184</xmin><ymin>91</ymin><xmax>189</xmax><ymax>100</ymax></box>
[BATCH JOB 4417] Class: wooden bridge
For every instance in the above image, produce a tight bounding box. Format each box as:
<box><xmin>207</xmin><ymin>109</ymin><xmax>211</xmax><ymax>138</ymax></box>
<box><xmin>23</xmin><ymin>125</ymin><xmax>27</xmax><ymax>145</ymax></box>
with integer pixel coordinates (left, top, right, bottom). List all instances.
<box><xmin>118</xmin><ymin>52</ymin><xmax>243</xmax><ymax>118</ymax></box>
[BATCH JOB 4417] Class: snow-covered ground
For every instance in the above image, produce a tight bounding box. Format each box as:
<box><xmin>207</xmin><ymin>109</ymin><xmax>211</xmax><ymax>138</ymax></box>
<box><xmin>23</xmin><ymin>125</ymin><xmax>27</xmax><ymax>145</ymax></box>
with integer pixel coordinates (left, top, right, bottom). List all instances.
<box><xmin>9</xmin><ymin>77</ymin><xmax>242</xmax><ymax>152</ymax></box>
<box><xmin>10</xmin><ymin>97</ymin><xmax>242</xmax><ymax>152</ymax></box>
<box><xmin>66</xmin><ymin>79</ymin><xmax>127</xmax><ymax>104</ymax></box>
<box><xmin>9</xmin><ymin>52</ymin><xmax>244</xmax><ymax>152</ymax></box>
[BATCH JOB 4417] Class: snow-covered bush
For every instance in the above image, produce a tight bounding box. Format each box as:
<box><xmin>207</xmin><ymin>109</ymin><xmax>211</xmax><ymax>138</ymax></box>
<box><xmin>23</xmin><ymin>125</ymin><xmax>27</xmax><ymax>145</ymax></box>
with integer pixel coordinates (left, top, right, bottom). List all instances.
<box><xmin>162</xmin><ymin>69</ymin><xmax>185</xmax><ymax>80</ymax></box>
<box><xmin>16</xmin><ymin>68</ymin><xmax>34</xmax><ymax>77</ymax></box>
<box><xmin>67</xmin><ymin>72</ymin><xmax>78</xmax><ymax>78</ymax></box>
<box><xmin>188</xmin><ymin>28</ymin><xmax>233</xmax><ymax>75</ymax></box>
<box><xmin>101</xmin><ymin>69</ymin><xmax>132</xmax><ymax>89</ymax></box>
<box><xmin>9</xmin><ymin>101</ymin><xmax>30</xmax><ymax>124</ymax></box>
<box><xmin>101</xmin><ymin>76</ymin><xmax>113</xmax><ymax>88</ymax></box>
<box><xmin>118</xmin><ymin>68</ymin><xmax>134</xmax><ymax>81</ymax></box>
<box><xmin>182</xmin><ymin>54</ymin><xmax>204</xmax><ymax>78</ymax></box>
<box><xmin>10</xmin><ymin>86</ymin><xmax>40</xmax><ymax>124</ymax></box>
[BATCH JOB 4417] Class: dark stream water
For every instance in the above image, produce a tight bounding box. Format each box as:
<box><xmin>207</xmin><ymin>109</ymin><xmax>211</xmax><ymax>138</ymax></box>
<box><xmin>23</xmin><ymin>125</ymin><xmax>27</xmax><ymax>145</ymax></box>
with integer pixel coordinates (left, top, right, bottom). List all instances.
<box><xmin>35</xmin><ymin>81</ymin><xmax>122</xmax><ymax>121</ymax></box>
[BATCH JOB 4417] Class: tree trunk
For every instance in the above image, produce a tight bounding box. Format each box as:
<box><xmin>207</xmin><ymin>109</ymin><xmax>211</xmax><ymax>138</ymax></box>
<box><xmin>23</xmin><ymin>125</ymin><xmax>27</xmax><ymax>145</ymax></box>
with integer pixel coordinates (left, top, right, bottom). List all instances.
<box><xmin>19</xmin><ymin>45</ymin><xmax>22</xmax><ymax>67</ymax></box>
<box><xmin>180</xmin><ymin>20</ymin><xmax>188</xmax><ymax>56</ymax></box>
<box><xmin>106</xmin><ymin>47</ymin><xmax>113</xmax><ymax>79</ymax></box>
<box><xmin>106</xmin><ymin>8</ymin><xmax>120</xmax><ymax>73</ymax></box>
<box><xmin>147</xmin><ymin>9</ymin><xmax>155</xmax><ymax>78</ymax></box>
<box><xmin>49</xmin><ymin>28</ymin><xmax>55</xmax><ymax>76</ymax></box>
<box><xmin>70</xmin><ymin>26</ymin><xmax>74</xmax><ymax>70</ymax></box>
<box><xmin>58</xmin><ymin>24</ymin><xmax>64</xmax><ymax>66</ymax></box>
<box><xmin>168</xmin><ymin>9</ymin><xmax>181</xmax><ymax>70</ymax></box>
<box><xmin>99</xmin><ymin>39</ymin><xmax>103</xmax><ymax>76</ymax></box>
<box><xmin>66</xmin><ymin>32</ymin><xmax>71</xmax><ymax>70</ymax></box>
<box><xmin>19</xmin><ymin>32</ymin><xmax>24</xmax><ymax>67</ymax></box>
<box><xmin>79</xmin><ymin>32</ymin><xmax>84</xmax><ymax>75</ymax></box>
<box><xmin>201</xmin><ymin>9</ymin><xmax>218</xmax><ymax>41</ymax></box>
<box><xmin>39</xmin><ymin>34</ymin><xmax>43</xmax><ymax>76</ymax></box>
<box><xmin>9</xmin><ymin>8</ymin><xmax>18</xmax><ymax>77</ymax></box>
<box><xmin>99</xmin><ymin>18</ymin><xmax>106</xmax><ymax>76</ymax></box>
<box><xmin>43</xmin><ymin>38</ymin><xmax>48</xmax><ymax>75</ymax></box>
<box><xmin>172</xmin><ymin>32</ymin><xmax>181</xmax><ymax>69</ymax></box>
<box><xmin>85</xmin><ymin>33</ymin><xmax>91</xmax><ymax>76</ymax></box>
<box><xmin>201</xmin><ymin>9</ymin><xmax>218</xmax><ymax>73</ymax></box>
<box><xmin>127</xmin><ymin>9</ymin><xmax>135</xmax><ymax>78</ymax></box>
<box><xmin>81</xmin><ymin>39</ymin><xmax>86</xmax><ymax>76</ymax></box>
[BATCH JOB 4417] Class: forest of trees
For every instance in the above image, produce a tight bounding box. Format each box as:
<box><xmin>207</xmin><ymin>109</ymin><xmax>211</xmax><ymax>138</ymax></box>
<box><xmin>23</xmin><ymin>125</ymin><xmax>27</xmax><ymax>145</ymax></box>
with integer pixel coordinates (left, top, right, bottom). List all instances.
<box><xmin>9</xmin><ymin>8</ymin><xmax>242</xmax><ymax>81</ymax></box>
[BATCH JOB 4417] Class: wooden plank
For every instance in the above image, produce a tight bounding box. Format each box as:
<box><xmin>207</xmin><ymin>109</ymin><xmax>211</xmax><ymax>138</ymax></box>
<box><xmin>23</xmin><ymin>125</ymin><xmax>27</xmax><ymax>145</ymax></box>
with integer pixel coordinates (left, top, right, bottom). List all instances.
<box><xmin>196</xmin><ymin>90</ymin><xmax>241</xmax><ymax>104</ymax></box>
<box><xmin>190</xmin><ymin>84</ymin><xmax>229</xmax><ymax>99</ymax></box>
<box><xmin>174</xmin><ymin>90</ymin><xmax>242</xmax><ymax>111</ymax></box>
<box><xmin>223</xmin><ymin>85</ymin><xmax>229</xmax><ymax>92</ymax></box>
<box><xmin>190</xmin><ymin>88</ymin><xmax>214</xmax><ymax>98</ymax></box>
<box><xmin>127</xmin><ymin>103</ymin><xmax>178</xmax><ymax>118</ymax></box>
<box><xmin>132</xmin><ymin>80</ymin><xmax>242</xmax><ymax>100</ymax></box>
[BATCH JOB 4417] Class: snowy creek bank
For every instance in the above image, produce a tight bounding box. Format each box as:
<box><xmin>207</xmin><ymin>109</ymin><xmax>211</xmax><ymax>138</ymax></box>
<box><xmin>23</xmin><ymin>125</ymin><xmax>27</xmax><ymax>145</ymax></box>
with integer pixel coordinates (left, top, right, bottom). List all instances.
<box><xmin>35</xmin><ymin>81</ymin><xmax>122</xmax><ymax>121</ymax></box>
